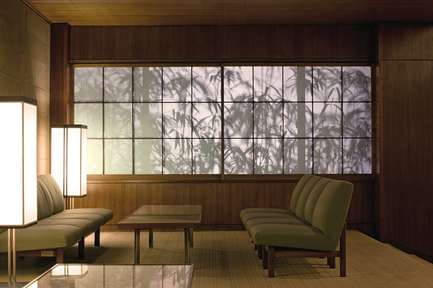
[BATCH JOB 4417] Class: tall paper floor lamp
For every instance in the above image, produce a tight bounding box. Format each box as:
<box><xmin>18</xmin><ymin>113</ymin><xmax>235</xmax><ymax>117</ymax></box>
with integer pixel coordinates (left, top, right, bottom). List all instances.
<box><xmin>51</xmin><ymin>125</ymin><xmax>87</xmax><ymax>209</ymax></box>
<box><xmin>0</xmin><ymin>97</ymin><xmax>38</xmax><ymax>288</ymax></box>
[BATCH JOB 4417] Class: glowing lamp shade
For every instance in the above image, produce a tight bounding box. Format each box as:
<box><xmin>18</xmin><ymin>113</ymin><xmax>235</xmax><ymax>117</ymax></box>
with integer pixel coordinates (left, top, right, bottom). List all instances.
<box><xmin>51</xmin><ymin>125</ymin><xmax>87</xmax><ymax>197</ymax></box>
<box><xmin>0</xmin><ymin>98</ymin><xmax>37</xmax><ymax>227</ymax></box>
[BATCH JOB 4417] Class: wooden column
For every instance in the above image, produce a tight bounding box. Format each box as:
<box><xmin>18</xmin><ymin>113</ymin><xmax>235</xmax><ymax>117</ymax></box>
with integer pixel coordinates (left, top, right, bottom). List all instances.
<box><xmin>50</xmin><ymin>23</ymin><xmax>72</xmax><ymax>126</ymax></box>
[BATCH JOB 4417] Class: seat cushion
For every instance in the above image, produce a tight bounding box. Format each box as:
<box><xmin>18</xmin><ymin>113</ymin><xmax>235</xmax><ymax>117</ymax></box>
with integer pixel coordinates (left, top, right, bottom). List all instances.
<box><xmin>245</xmin><ymin>216</ymin><xmax>305</xmax><ymax>231</ymax></box>
<box><xmin>250</xmin><ymin>223</ymin><xmax>336</xmax><ymax>251</ymax></box>
<box><xmin>37</xmin><ymin>217</ymin><xmax>98</xmax><ymax>236</ymax></box>
<box><xmin>60</xmin><ymin>208</ymin><xmax>113</xmax><ymax>224</ymax></box>
<box><xmin>50</xmin><ymin>209</ymin><xmax>112</xmax><ymax>227</ymax></box>
<box><xmin>0</xmin><ymin>224</ymin><xmax>83</xmax><ymax>253</ymax></box>
<box><xmin>241</xmin><ymin>211</ymin><xmax>295</xmax><ymax>225</ymax></box>
<box><xmin>240</xmin><ymin>208</ymin><xmax>289</xmax><ymax>219</ymax></box>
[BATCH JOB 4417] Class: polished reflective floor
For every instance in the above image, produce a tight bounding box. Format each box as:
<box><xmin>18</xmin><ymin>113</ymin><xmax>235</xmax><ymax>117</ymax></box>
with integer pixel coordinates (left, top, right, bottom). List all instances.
<box><xmin>24</xmin><ymin>264</ymin><xmax>193</xmax><ymax>288</ymax></box>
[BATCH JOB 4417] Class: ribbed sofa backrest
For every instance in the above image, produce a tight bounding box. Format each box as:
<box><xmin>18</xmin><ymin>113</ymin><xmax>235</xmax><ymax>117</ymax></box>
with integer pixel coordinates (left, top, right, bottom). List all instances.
<box><xmin>311</xmin><ymin>180</ymin><xmax>353</xmax><ymax>243</ymax></box>
<box><xmin>290</xmin><ymin>175</ymin><xmax>353</xmax><ymax>245</ymax></box>
<box><xmin>38</xmin><ymin>175</ymin><xmax>65</xmax><ymax>215</ymax></box>
<box><xmin>37</xmin><ymin>178</ymin><xmax>55</xmax><ymax>220</ymax></box>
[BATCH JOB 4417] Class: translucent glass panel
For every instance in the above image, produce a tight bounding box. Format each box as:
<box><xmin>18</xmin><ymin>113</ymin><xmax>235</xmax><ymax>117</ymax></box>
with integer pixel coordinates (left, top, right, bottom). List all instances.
<box><xmin>193</xmin><ymin>67</ymin><xmax>221</xmax><ymax>102</ymax></box>
<box><xmin>224</xmin><ymin>103</ymin><xmax>253</xmax><ymax>138</ymax></box>
<box><xmin>74</xmin><ymin>67</ymin><xmax>103</xmax><ymax>102</ymax></box>
<box><xmin>105</xmin><ymin>140</ymin><xmax>132</xmax><ymax>174</ymax></box>
<box><xmin>224</xmin><ymin>139</ymin><xmax>253</xmax><ymax>174</ymax></box>
<box><xmin>74</xmin><ymin>104</ymin><xmax>103</xmax><ymax>138</ymax></box>
<box><xmin>254</xmin><ymin>66</ymin><xmax>283</xmax><ymax>101</ymax></box>
<box><xmin>135</xmin><ymin>139</ymin><xmax>162</xmax><ymax>174</ymax></box>
<box><xmin>343</xmin><ymin>102</ymin><xmax>371</xmax><ymax>137</ymax></box>
<box><xmin>284</xmin><ymin>139</ymin><xmax>313</xmax><ymax>174</ymax></box>
<box><xmin>224</xmin><ymin>66</ymin><xmax>253</xmax><ymax>102</ymax></box>
<box><xmin>284</xmin><ymin>103</ymin><xmax>313</xmax><ymax>137</ymax></box>
<box><xmin>254</xmin><ymin>138</ymin><xmax>282</xmax><ymax>174</ymax></box>
<box><xmin>134</xmin><ymin>67</ymin><xmax>162</xmax><ymax>102</ymax></box>
<box><xmin>284</xmin><ymin>67</ymin><xmax>312</xmax><ymax>102</ymax></box>
<box><xmin>314</xmin><ymin>139</ymin><xmax>342</xmax><ymax>174</ymax></box>
<box><xmin>192</xmin><ymin>103</ymin><xmax>221</xmax><ymax>138</ymax></box>
<box><xmin>343</xmin><ymin>139</ymin><xmax>372</xmax><ymax>174</ymax></box>
<box><xmin>104</xmin><ymin>104</ymin><xmax>132</xmax><ymax>138</ymax></box>
<box><xmin>134</xmin><ymin>103</ymin><xmax>162</xmax><ymax>138</ymax></box>
<box><xmin>193</xmin><ymin>139</ymin><xmax>220</xmax><ymax>174</ymax></box>
<box><xmin>313</xmin><ymin>103</ymin><xmax>342</xmax><ymax>137</ymax></box>
<box><xmin>163</xmin><ymin>103</ymin><xmax>192</xmax><ymax>138</ymax></box>
<box><xmin>163</xmin><ymin>67</ymin><xmax>191</xmax><ymax>102</ymax></box>
<box><xmin>255</xmin><ymin>103</ymin><xmax>283</xmax><ymax>137</ymax></box>
<box><xmin>87</xmin><ymin>139</ymin><xmax>103</xmax><ymax>174</ymax></box>
<box><xmin>313</xmin><ymin>67</ymin><xmax>341</xmax><ymax>102</ymax></box>
<box><xmin>163</xmin><ymin>139</ymin><xmax>192</xmax><ymax>174</ymax></box>
<box><xmin>104</xmin><ymin>67</ymin><xmax>132</xmax><ymax>102</ymax></box>
<box><xmin>343</xmin><ymin>67</ymin><xmax>371</xmax><ymax>101</ymax></box>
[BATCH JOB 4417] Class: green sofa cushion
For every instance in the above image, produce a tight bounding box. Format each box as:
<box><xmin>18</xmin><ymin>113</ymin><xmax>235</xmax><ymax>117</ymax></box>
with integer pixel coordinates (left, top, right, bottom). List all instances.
<box><xmin>303</xmin><ymin>178</ymin><xmax>332</xmax><ymax>223</ymax></box>
<box><xmin>60</xmin><ymin>208</ymin><xmax>113</xmax><ymax>223</ymax></box>
<box><xmin>289</xmin><ymin>175</ymin><xmax>314</xmax><ymax>212</ymax></box>
<box><xmin>49</xmin><ymin>211</ymin><xmax>110</xmax><ymax>227</ymax></box>
<box><xmin>38</xmin><ymin>175</ymin><xmax>65</xmax><ymax>213</ymax></box>
<box><xmin>294</xmin><ymin>176</ymin><xmax>321</xmax><ymax>218</ymax></box>
<box><xmin>245</xmin><ymin>216</ymin><xmax>305</xmax><ymax>230</ymax></box>
<box><xmin>37</xmin><ymin>217</ymin><xmax>99</xmax><ymax>236</ymax></box>
<box><xmin>241</xmin><ymin>211</ymin><xmax>295</xmax><ymax>225</ymax></box>
<box><xmin>311</xmin><ymin>180</ymin><xmax>353</xmax><ymax>243</ymax></box>
<box><xmin>0</xmin><ymin>224</ymin><xmax>83</xmax><ymax>253</ymax></box>
<box><xmin>240</xmin><ymin>208</ymin><xmax>289</xmax><ymax>218</ymax></box>
<box><xmin>37</xmin><ymin>179</ymin><xmax>55</xmax><ymax>220</ymax></box>
<box><xmin>250</xmin><ymin>223</ymin><xmax>335</xmax><ymax>251</ymax></box>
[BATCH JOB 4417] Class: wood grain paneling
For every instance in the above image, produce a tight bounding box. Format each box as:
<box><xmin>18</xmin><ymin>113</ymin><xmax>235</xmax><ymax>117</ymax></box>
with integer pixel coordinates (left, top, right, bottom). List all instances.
<box><xmin>70</xmin><ymin>25</ymin><xmax>376</xmax><ymax>63</ymax></box>
<box><xmin>50</xmin><ymin>23</ymin><xmax>72</xmax><ymax>125</ymax></box>
<box><xmin>26</xmin><ymin>0</ymin><xmax>433</xmax><ymax>26</ymax></box>
<box><xmin>75</xmin><ymin>176</ymin><xmax>376</xmax><ymax>235</ymax></box>
<box><xmin>378</xmin><ymin>24</ymin><xmax>433</xmax><ymax>260</ymax></box>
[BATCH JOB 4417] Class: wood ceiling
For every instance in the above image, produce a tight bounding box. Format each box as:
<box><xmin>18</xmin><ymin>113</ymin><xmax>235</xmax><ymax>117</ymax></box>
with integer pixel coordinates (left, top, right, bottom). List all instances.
<box><xmin>26</xmin><ymin>0</ymin><xmax>433</xmax><ymax>25</ymax></box>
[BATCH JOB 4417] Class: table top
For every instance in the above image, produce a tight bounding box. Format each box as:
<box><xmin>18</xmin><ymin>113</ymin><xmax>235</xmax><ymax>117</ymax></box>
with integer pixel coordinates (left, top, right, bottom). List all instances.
<box><xmin>118</xmin><ymin>205</ymin><xmax>202</xmax><ymax>229</ymax></box>
<box><xmin>23</xmin><ymin>264</ymin><xmax>193</xmax><ymax>288</ymax></box>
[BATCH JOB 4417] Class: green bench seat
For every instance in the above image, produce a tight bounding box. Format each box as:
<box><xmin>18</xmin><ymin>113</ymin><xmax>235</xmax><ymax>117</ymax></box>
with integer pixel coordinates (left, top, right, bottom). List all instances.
<box><xmin>0</xmin><ymin>175</ymin><xmax>113</xmax><ymax>262</ymax></box>
<box><xmin>240</xmin><ymin>175</ymin><xmax>353</xmax><ymax>277</ymax></box>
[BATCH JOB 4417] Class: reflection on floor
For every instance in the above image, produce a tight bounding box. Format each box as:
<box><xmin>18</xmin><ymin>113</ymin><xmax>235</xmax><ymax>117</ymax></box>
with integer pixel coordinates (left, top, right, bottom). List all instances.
<box><xmin>0</xmin><ymin>230</ymin><xmax>432</xmax><ymax>287</ymax></box>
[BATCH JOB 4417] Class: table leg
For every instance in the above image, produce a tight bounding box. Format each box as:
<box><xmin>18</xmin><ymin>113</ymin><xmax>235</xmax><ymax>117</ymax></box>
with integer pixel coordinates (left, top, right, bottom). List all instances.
<box><xmin>189</xmin><ymin>228</ymin><xmax>194</xmax><ymax>248</ymax></box>
<box><xmin>149</xmin><ymin>229</ymin><xmax>153</xmax><ymax>248</ymax></box>
<box><xmin>184</xmin><ymin>228</ymin><xmax>190</xmax><ymax>264</ymax></box>
<box><xmin>134</xmin><ymin>230</ymin><xmax>141</xmax><ymax>264</ymax></box>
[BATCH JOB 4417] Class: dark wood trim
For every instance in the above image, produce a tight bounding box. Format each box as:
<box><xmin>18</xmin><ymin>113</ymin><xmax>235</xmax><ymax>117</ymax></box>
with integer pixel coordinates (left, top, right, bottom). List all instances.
<box><xmin>87</xmin><ymin>174</ymin><xmax>375</xmax><ymax>184</ymax></box>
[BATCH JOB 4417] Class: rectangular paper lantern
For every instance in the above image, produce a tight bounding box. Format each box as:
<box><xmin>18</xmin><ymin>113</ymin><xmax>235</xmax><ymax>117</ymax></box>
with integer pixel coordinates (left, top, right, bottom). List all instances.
<box><xmin>0</xmin><ymin>97</ymin><xmax>37</xmax><ymax>227</ymax></box>
<box><xmin>51</xmin><ymin>125</ymin><xmax>87</xmax><ymax>197</ymax></box>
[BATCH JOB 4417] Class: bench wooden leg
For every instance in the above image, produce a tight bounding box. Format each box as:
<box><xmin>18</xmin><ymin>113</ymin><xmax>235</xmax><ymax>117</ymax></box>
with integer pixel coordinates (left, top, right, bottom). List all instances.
<box><xmin>149</xmin><ymin>229</ymin><xmax>153</xmax><ymax>248</ymax></box>
<box><xmin>327</xmin><ymin>256</ymin><xmax>336</xmax><ymax>268</ymax></box>
<box><xmin>94</xmin><ymin>229</ymin><xmax>101</xmax><ymax>247</ymax></box>
<box><xmin>78</xmin><ymin>237</ymin><xmax>85</xmax><ymax>259</ymax></box>
<box><xmin>340</xmin><ymin>226</ymin><xmax>347</xmax><ymax>277</ymax></box>
<box><xmin>262</xmin><ymin>246</ymin><xmax>268</xmax><ymax>269</ymax></box>
<box><xmin>257</xmin><ymin>245</ymin><xmax>263</xmax><ymax>260</ymax></box>
<box><xmin>56</xmin><ymin>249</ymin><xmax>64</xmax><ymax>263</ymax></box>
<box><xmin>267</xmin><ymin>246</ymin><xmax>275</xmax><ymax>277</ymax></box>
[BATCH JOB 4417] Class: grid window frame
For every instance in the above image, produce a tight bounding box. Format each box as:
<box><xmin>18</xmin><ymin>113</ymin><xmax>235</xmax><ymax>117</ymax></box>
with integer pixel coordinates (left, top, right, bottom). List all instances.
<box><xmin>73</xmin><ymin>65</ymin><xmax>373</xmax><ymax>176</ymax></box>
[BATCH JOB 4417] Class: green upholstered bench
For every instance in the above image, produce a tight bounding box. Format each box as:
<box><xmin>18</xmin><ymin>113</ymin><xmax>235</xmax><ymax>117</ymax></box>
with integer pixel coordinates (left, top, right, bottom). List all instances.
<box><xmin>0</xmin><ymin>175</ymin><xmax>113</xmax><ymax>262</ymax></box>
<box><xmin>240</xmin><ymin>175</ymin><xmax>353</xmax><ymax>277</ymax></box>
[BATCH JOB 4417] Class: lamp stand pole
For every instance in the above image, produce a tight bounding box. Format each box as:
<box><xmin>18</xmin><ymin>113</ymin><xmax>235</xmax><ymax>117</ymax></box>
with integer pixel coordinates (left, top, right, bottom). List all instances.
<box><xmin>8</xmin><ymin>228</ymin><xmax>16</xmax><ymax>288</ymax></box>
<box><xmin>65</xmin><ymin>197</ymin><xmax>74</xmax><ymax>209</ymax></box>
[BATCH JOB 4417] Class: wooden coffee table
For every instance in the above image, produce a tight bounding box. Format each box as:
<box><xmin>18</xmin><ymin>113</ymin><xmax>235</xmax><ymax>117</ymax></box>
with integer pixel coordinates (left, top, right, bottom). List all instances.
<box><xmin>118</xmin><ymin>205</ymin><xmax>202</xmax><ymax>264</ymax></box>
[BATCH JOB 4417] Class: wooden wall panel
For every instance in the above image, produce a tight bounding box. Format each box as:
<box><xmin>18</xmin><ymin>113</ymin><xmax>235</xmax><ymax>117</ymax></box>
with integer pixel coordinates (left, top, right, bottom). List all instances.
<box><xmin>75</xmin><ymin>176</ymin><xmax>376</xmax><ymax>235</ymax></box>
<box><xmin>70</xmin><ymin>25</ymin><xmax>376</xmax><ymax>63</ymax></box>
<box><xmin>50</xmin><ymin>23</ymin><xmax>72</xmax><ymax>125</ymax></box>
<box><xmin>378</xmin><ymin>24</ymin><xmax>433</xmax><ymax>260</ymax></box>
